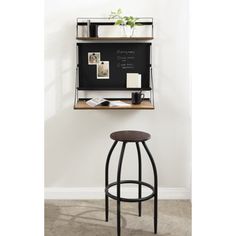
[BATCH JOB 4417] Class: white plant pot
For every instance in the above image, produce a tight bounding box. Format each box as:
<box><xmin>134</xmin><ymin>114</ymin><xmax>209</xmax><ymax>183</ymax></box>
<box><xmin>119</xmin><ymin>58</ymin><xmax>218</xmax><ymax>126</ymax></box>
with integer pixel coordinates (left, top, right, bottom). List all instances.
<box><xmin>123</xmin><ymin>25</ymin><xmax>135</xmax><ymax>37</ymax></box>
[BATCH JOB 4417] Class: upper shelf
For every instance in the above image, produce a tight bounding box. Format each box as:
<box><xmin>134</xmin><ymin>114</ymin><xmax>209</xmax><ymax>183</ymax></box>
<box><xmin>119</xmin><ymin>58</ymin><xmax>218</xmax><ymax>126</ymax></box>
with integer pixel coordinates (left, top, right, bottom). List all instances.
<box><xmin>76</xmin><ymin>17</ymin><xmax>154</xmax><ymax>40</ymax></box>
<box><xmin>76</xmin><ymin>17</ymin><xmax>153</xmax><ymax>24</ymax></box>
<box><xmin>76</xmin><ymin>37</ymin><xmax>153</xmax><ymax>41</ymax></box>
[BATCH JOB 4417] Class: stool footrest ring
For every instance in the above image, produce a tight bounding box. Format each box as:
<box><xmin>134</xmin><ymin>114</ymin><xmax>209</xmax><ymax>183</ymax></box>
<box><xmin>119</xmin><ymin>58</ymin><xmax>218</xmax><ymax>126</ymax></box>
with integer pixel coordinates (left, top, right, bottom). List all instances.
<box><xmin>105</xmin><ymin>180</ymin><xmax>155</xmax><ymax>202</ymax></box>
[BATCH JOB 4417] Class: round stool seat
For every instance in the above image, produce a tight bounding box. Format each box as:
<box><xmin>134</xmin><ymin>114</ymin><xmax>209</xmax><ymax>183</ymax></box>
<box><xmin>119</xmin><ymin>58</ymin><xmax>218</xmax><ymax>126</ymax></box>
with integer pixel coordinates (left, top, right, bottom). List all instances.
<box><xmin>110</xmin><ymin>130</ymin><xmax>151</xmax><ymax>142</ymax></box>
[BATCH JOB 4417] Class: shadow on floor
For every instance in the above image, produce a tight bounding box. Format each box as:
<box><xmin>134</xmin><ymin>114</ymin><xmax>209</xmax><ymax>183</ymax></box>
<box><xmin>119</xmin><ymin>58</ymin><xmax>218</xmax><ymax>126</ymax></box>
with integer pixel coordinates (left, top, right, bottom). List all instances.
<box><xmin>45</xmin><ymin>200</ymin><xmax>191</xmax><ymax>236</ymax></box>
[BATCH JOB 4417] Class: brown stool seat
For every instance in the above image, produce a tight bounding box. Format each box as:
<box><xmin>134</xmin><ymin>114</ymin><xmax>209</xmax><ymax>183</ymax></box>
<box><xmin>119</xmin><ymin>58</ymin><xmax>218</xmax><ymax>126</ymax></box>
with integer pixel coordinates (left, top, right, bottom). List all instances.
<box><xmin>110</xmin><ymin>130</ymin><xmax>151</xmax><ymax>142</ymax></box>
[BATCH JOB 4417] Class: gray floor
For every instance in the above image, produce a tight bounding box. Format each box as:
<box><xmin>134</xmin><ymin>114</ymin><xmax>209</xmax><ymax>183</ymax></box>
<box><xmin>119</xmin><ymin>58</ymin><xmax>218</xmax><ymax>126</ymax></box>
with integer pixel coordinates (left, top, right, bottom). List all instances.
<box><xmin>45</xmin><ymin>200</ymin><xmax>191</xmax><ymax>236</ymax></box>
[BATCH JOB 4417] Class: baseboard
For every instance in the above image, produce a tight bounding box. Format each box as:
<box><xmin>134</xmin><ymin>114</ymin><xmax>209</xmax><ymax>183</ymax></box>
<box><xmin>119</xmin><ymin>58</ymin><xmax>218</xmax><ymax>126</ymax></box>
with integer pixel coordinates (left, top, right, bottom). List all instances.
<box><xmin>45</xmin><ymin>187</ymin><xmax>190</xmax><ymax>200</ymax></box>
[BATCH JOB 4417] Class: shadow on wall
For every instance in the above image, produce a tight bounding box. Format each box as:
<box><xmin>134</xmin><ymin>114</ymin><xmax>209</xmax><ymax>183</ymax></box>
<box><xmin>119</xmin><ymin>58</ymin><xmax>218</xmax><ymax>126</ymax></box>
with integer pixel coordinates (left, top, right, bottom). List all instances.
<box><xmin>44</xmin><ymin>22</ymin><xmax>142</xmax><ymax>185</ymax></box>
<box><xmin>45</xmin><ymin>21</ymin><xmax>80</xmax><ymax>185</ymax></box>
<box><xmin>45</xmin><ymin>22</ymin><xmax>76</xmax><ymax>119</ymax></box>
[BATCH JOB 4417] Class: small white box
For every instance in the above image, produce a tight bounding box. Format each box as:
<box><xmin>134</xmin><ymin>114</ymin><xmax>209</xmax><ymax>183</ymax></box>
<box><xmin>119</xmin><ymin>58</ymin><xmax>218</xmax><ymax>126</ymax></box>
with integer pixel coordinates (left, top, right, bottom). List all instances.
<box><xmin>126</xmin><ymin>73</ymin><xmax>141</xmax><ymax>88</ymax></box>
<box><xmin>133</xmin><ymin>25</ymin><xmax>153</xmax><ymax>37</ymax></box>
<box><xmin>97</xmin><ymin>25</ymin><xmax>124</xmax><ymax>37</ymax></box>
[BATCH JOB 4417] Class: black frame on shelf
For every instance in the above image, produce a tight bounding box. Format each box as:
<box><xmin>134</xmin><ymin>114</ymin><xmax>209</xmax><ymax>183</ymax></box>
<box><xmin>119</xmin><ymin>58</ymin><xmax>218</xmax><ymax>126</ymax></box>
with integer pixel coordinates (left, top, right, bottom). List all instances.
<box><xmin>76</xmin><ymin>17</ymin><xmax>154</xmax><ymax>39</ymax></box>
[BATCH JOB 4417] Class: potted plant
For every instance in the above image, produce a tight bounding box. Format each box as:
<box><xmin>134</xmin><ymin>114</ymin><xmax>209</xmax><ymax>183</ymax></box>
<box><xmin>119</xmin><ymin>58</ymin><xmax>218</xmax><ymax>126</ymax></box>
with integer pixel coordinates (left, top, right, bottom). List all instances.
<box><xmin>109</xmin><ymin>9</ymin><xmax>141</xmax><ymax>37</ymax></box>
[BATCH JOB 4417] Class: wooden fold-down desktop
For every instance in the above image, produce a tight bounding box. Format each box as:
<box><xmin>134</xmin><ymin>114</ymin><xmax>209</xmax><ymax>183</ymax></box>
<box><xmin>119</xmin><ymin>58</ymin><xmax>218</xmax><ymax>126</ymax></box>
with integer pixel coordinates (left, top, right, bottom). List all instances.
<box><xmin>74</xmin><ymin>99</ymin><xmax>154</xmax><ymax>110</ymax></box>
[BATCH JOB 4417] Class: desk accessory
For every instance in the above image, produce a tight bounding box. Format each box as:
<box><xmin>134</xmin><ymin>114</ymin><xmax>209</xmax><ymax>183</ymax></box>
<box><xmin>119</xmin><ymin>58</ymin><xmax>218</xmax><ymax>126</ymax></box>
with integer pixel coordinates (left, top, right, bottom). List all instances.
<box><xmin>132</xmin><ymin>91</ymin><xmax>145</xmax><ymax>104</ymax></box>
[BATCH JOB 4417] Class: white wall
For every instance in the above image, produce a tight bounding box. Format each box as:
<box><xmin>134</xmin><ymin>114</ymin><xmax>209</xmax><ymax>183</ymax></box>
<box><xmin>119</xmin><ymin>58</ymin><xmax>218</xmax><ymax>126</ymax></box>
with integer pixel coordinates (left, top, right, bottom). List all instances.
<box><xmin>45</xmin><ymin>0</ymin><xmax>191</xmax><ymax>198</ymax></box>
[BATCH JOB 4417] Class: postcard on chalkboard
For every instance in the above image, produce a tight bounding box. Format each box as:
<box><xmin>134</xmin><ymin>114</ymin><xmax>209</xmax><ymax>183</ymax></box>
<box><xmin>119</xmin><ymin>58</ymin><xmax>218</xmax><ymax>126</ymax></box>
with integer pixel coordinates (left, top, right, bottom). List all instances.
<box><xmin>126</xmin><ymin>73</ymin><xmax>141</xmax><ymax>88</ymax></box>
<box><xmin>97</xmin><ymin>61</ymin><xmax>109</xmax><ymax>79</ymax></box>
<box><xmin>88</xmin><ymin>52</ymin><xmax>100</xmax><ymax>65</ymax></box>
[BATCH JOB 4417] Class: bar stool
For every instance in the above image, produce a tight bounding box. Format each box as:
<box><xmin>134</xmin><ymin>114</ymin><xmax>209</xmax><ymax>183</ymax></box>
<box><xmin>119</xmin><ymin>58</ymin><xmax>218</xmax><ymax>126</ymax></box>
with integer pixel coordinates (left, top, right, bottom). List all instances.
<box><xmin>105</xmin><ymin>130</ymin><xmax>158</xmax><ymax>236</ymax></box>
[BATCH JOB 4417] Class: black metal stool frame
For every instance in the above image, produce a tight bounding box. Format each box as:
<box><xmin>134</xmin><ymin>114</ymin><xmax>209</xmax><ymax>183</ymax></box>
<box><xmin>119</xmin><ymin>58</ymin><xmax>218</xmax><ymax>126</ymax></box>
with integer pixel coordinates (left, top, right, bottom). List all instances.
<box><xmin>105</xmin><ymin>140</ymin><xmax>158</xmax><ymax>236</ymax></box>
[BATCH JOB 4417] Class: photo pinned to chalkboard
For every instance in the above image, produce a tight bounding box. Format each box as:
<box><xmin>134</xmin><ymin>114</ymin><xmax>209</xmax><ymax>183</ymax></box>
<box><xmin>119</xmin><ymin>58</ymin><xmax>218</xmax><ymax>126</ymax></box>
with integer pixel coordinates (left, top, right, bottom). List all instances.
<box><xmin>97</xmin><ymin>61</ymin><xmax>109</xmax><ymax>79</ymax></box>
<box><xmin>88</xmin><ymin>52</ymin><xmax>100</xmax><ymax>65</ymax></box>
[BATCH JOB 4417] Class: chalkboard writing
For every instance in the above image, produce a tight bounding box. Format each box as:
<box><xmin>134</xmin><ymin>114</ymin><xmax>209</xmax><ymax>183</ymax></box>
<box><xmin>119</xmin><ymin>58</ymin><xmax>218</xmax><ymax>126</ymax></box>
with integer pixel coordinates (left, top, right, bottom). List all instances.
<box><xmin>116</xmin><ymin>50</ymin><xmax>135</xmax><ymax>69</ymax></box>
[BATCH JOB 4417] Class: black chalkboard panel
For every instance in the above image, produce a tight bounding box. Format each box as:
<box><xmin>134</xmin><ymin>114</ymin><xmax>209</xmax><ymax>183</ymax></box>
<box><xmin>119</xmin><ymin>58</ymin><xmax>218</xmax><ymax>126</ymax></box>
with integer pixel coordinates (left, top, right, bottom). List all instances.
<box><xmin>77</xmin><ymin>43</ymin><xmax>151</xmax><ymax>90</ymax></box>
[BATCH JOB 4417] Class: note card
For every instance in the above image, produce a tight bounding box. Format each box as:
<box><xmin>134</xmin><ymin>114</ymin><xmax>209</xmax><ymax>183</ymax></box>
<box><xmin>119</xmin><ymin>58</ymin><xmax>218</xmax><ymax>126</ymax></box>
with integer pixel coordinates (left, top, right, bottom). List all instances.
<box><xmin>126</xmin><ymin>73</ymin><xmax>141</xmax><ymax>88</ymax></box>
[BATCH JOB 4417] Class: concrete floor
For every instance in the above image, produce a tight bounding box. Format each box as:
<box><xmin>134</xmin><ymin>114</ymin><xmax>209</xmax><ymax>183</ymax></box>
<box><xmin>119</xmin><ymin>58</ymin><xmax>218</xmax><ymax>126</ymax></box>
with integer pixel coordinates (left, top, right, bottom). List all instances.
<box><xmin>45</xmin><ymin>200</ymin><xmax>191</xmax><ymax>236</ymax></box>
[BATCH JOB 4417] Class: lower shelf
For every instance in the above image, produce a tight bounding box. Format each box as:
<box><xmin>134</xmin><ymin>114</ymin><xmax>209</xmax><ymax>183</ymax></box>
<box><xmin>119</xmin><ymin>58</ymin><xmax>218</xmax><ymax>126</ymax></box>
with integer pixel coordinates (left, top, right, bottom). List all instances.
<box><xmin>74</xmin><ymin>99</ymin><xmax>154</xmax><ymax>110</ymax></box>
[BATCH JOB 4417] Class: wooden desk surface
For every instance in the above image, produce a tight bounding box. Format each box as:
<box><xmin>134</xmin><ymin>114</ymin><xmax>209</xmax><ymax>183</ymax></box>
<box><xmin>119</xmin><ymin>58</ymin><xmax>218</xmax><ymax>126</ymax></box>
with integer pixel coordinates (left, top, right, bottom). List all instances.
<box><xmin>74</xmin><ymin>100</ymin><xmax>154</xmax><ymax>110</ymax></box>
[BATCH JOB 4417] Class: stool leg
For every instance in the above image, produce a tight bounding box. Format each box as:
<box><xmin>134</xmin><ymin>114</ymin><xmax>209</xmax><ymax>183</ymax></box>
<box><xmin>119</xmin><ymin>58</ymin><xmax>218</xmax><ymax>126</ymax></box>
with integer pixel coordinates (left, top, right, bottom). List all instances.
<box><xmin>142</xmin><ymin>141</ymin><xmax>158</xmax><ymax>234</ymax></box>
<box><xmin>105</xmin><ymin>141</ymin><xmax>118</xmax><ymax>222</ymax></box>
<box><xmin>117</xmin><ymin>142</ymin><xmax>126</xmax><ymax>236</ymax></box>
<box><xmin>136</xmin><ymin>142</ymin><xmax>142</xmax><ymax>217</ymax></box>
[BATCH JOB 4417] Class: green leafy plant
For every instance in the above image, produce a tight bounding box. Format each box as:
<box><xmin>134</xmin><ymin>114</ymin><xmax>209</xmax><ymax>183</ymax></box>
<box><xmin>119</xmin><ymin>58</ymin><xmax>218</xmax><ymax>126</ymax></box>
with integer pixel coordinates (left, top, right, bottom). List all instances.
<box><xmin>109</xmin><ymin>9</ymin><xmax>141</xmax><ymax>28</ymax></box>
